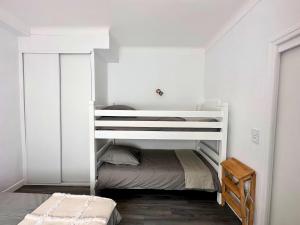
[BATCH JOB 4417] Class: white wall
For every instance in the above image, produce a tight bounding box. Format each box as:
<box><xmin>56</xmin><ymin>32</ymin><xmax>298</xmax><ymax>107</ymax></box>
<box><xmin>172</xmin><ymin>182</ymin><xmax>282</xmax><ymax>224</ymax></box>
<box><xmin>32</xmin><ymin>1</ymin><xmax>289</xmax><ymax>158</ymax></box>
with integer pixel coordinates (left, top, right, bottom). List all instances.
<box><xmin>108</xmin><ymin>47</ymin><xmax>205</xmax><ymax>110</ymax></box>
<box><xmin>94</xmin><ymin>53</ymin><xmax>108</xmax><ymax>106</ymax></box>
<box><xmin>0</xmin><ymin>26</ymin><xmax>22</xmax><ymax>191</ymax></box>
<box><xmin>107</xmin><ymin>47</ymin><xmax>205</xmax><ymax>149</ymax></box>
<box><xmin>204</xmin><ymin>0</ymin><xmax>300</xmax><ymax>224</ymax></box>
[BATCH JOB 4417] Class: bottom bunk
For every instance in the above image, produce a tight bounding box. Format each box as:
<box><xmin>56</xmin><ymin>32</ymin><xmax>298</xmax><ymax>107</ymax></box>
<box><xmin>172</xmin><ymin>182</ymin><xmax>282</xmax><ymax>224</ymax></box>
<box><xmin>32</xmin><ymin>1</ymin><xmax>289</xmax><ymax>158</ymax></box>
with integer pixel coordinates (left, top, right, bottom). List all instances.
<box><xmin>95</xmin><ymin>144</ymin><xmax>221</xmax><ymax>193</ymax></box>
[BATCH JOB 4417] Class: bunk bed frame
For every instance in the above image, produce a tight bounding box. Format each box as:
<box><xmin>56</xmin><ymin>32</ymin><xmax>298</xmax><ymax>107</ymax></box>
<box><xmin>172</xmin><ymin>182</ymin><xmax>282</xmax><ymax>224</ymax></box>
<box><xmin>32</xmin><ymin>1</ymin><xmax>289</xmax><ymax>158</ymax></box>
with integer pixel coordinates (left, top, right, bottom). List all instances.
<box><xmin>89</xmin><ymin>100</ymin><xmax>228</xmax><ymax>204</ymax></box>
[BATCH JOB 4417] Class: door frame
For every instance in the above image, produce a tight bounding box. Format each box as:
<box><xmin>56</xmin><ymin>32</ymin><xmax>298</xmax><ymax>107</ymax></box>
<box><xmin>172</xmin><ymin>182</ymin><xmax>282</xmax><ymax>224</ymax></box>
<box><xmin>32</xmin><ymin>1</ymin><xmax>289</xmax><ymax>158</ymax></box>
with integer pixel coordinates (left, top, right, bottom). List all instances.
<box><xmin>264</xmin><ymin>23</ymin><xmax>300</xmax><ymax>225</ymax></box>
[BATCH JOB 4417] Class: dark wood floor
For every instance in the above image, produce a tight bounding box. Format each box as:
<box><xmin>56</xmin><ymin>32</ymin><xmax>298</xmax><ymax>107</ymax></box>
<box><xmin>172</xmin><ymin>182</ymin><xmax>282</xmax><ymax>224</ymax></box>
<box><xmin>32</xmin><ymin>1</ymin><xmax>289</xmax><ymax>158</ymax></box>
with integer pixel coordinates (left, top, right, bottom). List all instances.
<box><xmin>15</xmin><ymin>185</ymin><xmax>91</xmax><ymax>195</ymax></box>
<box><xmin>16</xmin><ymin>186</ymin><xmax>240</xmax><ymax>225</ymax></box>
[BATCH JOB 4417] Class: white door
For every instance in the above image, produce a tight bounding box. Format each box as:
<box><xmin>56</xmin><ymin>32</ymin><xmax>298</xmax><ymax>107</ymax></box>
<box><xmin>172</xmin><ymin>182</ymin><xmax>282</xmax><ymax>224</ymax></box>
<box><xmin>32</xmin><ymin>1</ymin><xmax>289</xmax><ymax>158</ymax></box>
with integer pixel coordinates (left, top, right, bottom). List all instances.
<box><xmin>60</xmin><ymin>54</ymin><xmax>91</xmax><ymax>183</ymax></box>
<box><xmin>24</xmin><ymin>53</ymin><xmax>61</xmax><ymax>184</ymax></box>
<box><xmin>270</xmin><ymin>46</ymin><xmax>300</xmax><ymax>224</ymax></box>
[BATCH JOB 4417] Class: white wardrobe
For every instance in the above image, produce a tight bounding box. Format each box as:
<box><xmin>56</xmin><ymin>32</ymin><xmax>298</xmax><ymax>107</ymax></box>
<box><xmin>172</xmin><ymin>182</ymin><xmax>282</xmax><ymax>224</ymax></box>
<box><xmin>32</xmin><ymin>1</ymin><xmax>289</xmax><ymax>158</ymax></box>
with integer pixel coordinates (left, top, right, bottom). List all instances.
<box><xmin>23</xmin><ymin>53</ymin><xmax>92</xmax><ymax>184</ymax></box>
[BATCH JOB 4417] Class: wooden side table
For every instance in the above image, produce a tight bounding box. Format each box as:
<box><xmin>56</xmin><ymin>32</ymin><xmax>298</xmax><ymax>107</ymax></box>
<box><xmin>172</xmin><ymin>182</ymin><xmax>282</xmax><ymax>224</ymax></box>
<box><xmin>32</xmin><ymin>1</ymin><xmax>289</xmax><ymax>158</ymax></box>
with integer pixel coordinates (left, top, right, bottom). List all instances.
<box><xmin>221</xmin><ymin>158</ymin><xmax>256</xmax><ymax>225</ymax></box>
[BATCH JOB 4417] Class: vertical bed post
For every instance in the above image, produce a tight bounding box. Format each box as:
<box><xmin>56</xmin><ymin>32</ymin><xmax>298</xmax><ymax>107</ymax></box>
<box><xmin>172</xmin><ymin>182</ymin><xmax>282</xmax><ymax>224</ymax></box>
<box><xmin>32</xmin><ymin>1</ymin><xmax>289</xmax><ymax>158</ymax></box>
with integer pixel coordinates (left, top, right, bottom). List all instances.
<box><xmin>89</xmin><ymin>100</ymin><xmax>96</xmax><ymax>195</ymax></box>
<box><xmin>18</xmin><ymin>52</ymin><xmax>28</xmax><ymax>184</ymax></box>
<box><xmin>217</xmin><ymin>103</ymin><xmax>229</xmax><ymax>204</ymax></box>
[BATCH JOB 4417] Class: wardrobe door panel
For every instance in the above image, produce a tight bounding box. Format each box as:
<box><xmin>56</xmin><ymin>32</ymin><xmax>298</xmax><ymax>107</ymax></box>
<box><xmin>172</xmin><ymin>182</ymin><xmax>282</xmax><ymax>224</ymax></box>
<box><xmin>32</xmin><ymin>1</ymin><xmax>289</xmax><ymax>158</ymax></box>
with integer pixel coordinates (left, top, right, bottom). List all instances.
<box><xmin>60</xmin><ymin>54</ymin><xmax>91</xmax><ymax>183</ymax></box>
<box><xmin>24</xmin><ymin>53</ymin><xmax>61</xmax><ymax>184</ymax></box>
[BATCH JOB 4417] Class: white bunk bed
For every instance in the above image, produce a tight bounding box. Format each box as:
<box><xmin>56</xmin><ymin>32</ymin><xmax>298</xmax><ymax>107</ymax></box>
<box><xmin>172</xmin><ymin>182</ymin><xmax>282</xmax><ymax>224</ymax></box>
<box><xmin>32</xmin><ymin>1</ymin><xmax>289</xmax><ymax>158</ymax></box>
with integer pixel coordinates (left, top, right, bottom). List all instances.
<box><xmin>89</xmin><ymin>100</ymin><xmax>228</xmax><ymax>204</ymax></box>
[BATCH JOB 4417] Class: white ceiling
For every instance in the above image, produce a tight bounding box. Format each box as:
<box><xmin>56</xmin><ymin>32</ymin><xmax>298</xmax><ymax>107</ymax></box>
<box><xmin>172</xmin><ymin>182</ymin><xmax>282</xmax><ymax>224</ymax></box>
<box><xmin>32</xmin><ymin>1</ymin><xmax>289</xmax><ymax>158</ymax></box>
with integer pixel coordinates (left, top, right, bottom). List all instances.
<box><xmin>0</xmin><ymin>0</ymin><xmax>249</xmax><ymax>47</ymax></box>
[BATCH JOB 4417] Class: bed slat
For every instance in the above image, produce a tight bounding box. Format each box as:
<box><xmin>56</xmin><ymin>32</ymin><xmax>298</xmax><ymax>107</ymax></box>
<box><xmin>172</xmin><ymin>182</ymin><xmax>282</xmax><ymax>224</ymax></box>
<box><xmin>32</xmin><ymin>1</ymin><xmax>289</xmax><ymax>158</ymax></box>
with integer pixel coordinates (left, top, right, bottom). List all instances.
<box><xmin>95</xmin><ymin>120</ymin><xmax>223</xmax><ymax>128</ymax></box>
<box><xmin>95</xmin><ymin>130</ymin><xmax>222</xmax><ymax>140</ymax></box>
<box><xmin>95</xmin><ymin>141</ymin><xmax>112</xmax><ymax>161</ymax></box>
<box><xmin>197</xmin><ymin>150</ymin><xmax>219</xmax><ymax>171</ymax></box>
<box><xmin>95</xmin><ymin>110</ymin><xmax>223</xmax><ymax>118</ymax></box>
<box><xmin>198</xmin><ymin>142</ymin><xmax>219</xmax><ymax>164</ymax></box>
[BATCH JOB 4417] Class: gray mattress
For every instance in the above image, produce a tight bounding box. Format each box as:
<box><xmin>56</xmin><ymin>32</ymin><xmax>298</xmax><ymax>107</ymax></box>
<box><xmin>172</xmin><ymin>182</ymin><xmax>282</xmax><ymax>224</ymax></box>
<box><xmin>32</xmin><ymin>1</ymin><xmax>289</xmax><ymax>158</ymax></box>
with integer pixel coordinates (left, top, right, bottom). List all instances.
<box><xmin>96</xmin><ymin>149</ymin><xmax>220</xmax><ymax>192</ymax></box>
<box><xmin>98</xmin><ymin>116</ymin><xmax>186</xmax><ymax>121</ymax></box>
<box><xmin>0</xmin><ymin>193</ymin><xmax>49</xmax><ymax>225</ymax></box>
<box><xmin>0</xmin><ymin>192</ymin><xmax>121</xmax><ymax>225</ymax></box>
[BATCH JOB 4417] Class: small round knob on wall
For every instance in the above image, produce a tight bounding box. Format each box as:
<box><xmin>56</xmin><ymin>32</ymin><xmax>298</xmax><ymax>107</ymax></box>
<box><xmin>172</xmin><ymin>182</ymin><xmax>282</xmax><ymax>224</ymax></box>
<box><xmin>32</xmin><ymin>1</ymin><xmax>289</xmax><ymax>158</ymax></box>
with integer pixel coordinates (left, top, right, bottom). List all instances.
<box><xmin>156</xmin><ymin>88</ymin><xmax>164</xmax><ymax>96</ymax></box>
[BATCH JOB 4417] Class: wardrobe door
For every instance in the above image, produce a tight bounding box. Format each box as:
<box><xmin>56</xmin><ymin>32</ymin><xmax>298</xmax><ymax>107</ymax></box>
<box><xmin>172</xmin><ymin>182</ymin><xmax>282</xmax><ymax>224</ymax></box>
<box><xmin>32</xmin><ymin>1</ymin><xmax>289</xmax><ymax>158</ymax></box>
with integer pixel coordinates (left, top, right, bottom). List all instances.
<box><xmin>24</xmin><ymin>53</ymin><xmax>61</xmax><ymax>184</ymax></box>
<box><xmin>60</xmin><ymin>54</ymin><xmax>91</xmax><ymax>183</ymax></box>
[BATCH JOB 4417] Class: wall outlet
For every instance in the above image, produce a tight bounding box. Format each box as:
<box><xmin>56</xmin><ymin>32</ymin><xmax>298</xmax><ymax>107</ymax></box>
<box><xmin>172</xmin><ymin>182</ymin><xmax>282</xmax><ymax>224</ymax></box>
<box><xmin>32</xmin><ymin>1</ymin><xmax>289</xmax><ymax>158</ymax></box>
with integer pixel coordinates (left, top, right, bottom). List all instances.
<box><xmin>251</xmin><ymin>128</ymin><xmax>260</xmax><ymax>144</ymax></box>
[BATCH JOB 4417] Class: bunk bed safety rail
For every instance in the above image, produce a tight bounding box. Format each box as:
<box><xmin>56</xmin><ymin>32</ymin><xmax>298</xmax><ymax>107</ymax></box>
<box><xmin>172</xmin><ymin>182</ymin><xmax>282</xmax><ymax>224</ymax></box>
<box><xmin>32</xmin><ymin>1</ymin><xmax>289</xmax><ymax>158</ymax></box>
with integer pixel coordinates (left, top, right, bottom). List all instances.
<box><xmin>95</xmin><ymin>130</ymin><xmax>223</xmax><ymax>140</ymax></box>
<box><xmin>95</xmin><ymin>120</ymin><xmax>223</xmax><ymax>128</ymax></box>
<box><xmin>93</xmin><ymin>104</ymin><xmax>228</xmax><ymax>141</ymax></box>
<box><xmin>94</xmin><ymin>109</ymin><xmax>224</xmax><ymax>118</ymax></box>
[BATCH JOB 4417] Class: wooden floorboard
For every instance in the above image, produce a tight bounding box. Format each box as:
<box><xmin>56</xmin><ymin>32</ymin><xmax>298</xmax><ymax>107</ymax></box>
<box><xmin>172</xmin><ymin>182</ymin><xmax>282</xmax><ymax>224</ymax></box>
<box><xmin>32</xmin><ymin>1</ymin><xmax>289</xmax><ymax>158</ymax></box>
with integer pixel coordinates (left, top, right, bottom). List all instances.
<box><xmin>15</xmin><ymin>185</ymin><xmax>90</xmax><ymax>195</ymax></box>
<box><xmin>15</xmin><ymin>186</ymin><xmax>241</xmax><ymax>225</ymax></box>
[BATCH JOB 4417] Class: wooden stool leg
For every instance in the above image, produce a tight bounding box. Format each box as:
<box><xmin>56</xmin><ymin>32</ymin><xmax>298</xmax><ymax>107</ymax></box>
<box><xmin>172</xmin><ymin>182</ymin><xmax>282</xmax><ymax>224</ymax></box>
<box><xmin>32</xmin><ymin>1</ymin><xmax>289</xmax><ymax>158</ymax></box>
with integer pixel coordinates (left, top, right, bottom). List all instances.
<box><xmin>239</xmin><ymin>180</ymin><xmax>247</xmax><ymax>225</ymax></box>
<box><xmin>221</xmin><ymin>168</ymin><xmax>226</xmax><ymax>206</ymax></box>
<box><xmin>248</xmin><ymin>173</ymin><xmax>256</xmax><ymax>225</ymax></box>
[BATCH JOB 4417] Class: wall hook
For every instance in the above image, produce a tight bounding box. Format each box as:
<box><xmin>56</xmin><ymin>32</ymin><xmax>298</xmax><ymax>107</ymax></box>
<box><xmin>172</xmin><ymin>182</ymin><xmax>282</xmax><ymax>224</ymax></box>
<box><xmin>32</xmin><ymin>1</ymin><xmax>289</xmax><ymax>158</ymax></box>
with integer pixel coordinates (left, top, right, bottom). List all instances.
<box><xmin>156</xmin><ymin>89</ymin><xmax>164</xmax><ymax>96</ymax></box>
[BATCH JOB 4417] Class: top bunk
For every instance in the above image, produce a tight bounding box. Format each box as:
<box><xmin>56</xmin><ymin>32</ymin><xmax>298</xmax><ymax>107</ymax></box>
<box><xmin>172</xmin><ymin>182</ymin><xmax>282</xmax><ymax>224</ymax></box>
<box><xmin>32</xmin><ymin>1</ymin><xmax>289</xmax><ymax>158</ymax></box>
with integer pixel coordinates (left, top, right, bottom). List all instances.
<box><xmin>90</xmin><ymin>100</ymin><xmax>228</xmax><ymax>141</ymax></box>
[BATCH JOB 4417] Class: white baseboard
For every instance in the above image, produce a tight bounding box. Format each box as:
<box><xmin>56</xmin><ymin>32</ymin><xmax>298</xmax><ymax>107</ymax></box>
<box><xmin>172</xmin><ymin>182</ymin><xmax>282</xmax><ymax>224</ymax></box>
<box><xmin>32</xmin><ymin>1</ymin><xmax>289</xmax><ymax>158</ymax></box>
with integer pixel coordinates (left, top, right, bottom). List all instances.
<box><xmin>1</xmin><ymin>179</ymin><xmax>25</xmax><ymax>193</ymax></box>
